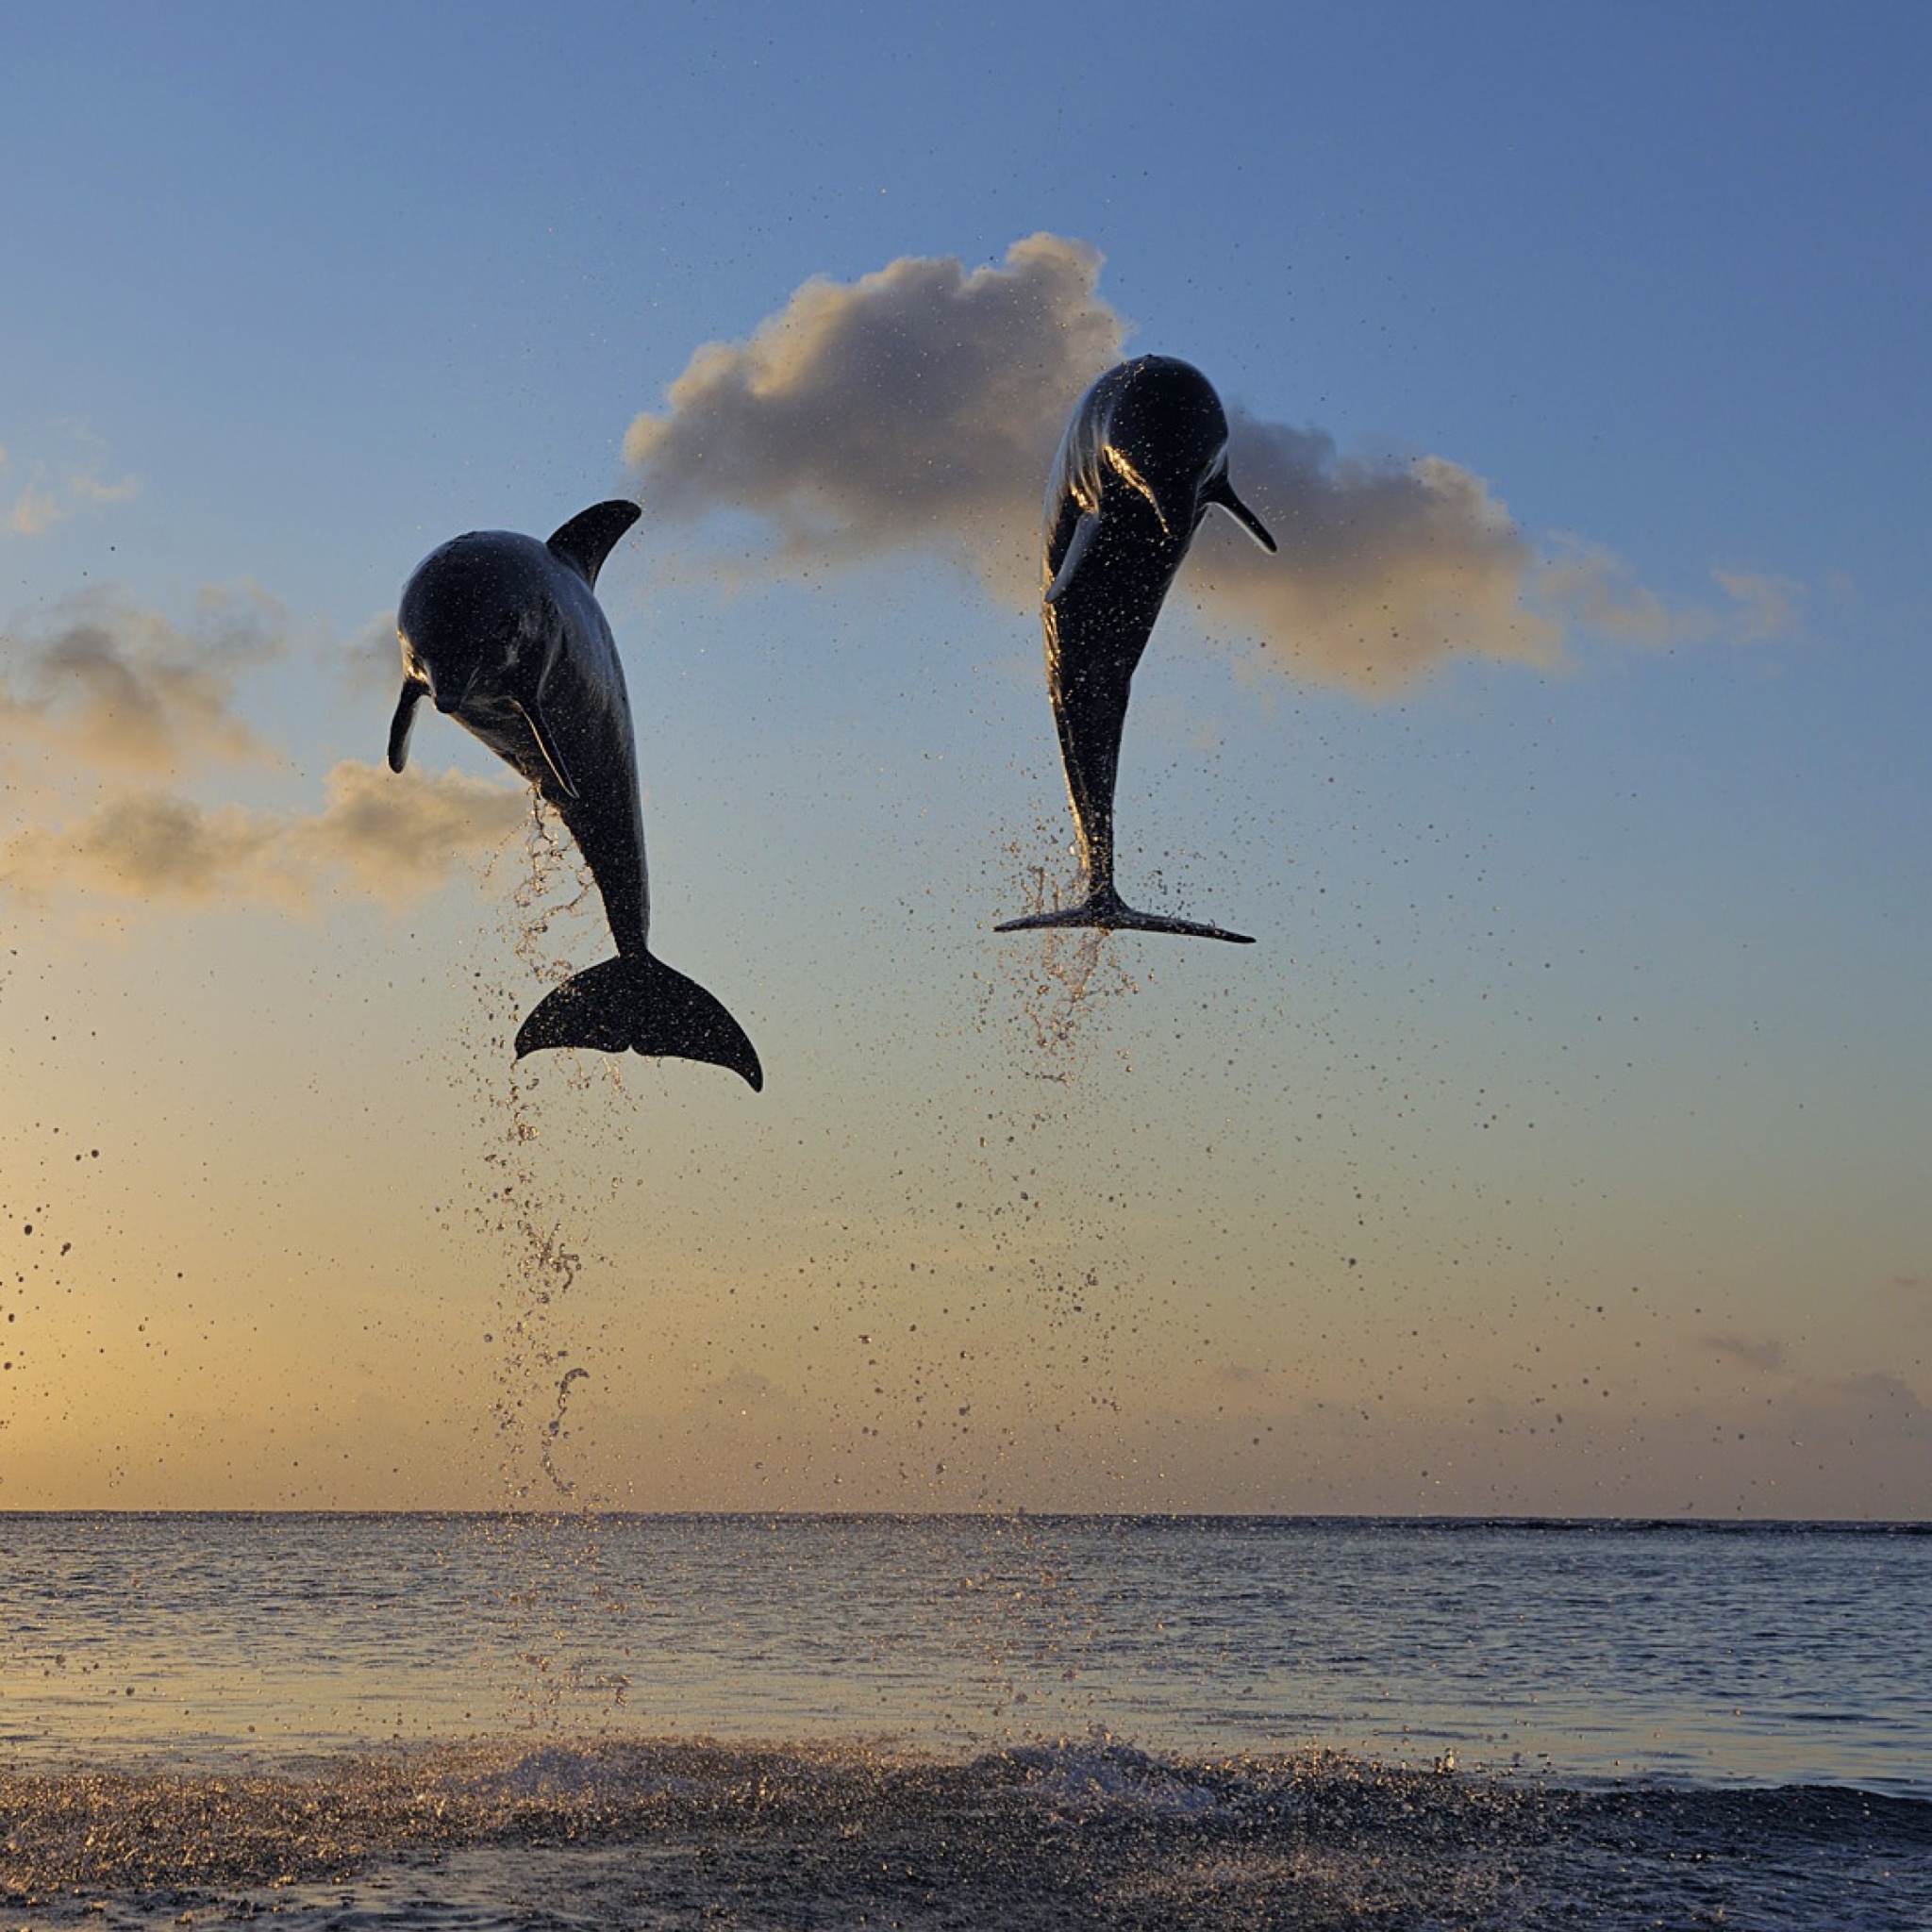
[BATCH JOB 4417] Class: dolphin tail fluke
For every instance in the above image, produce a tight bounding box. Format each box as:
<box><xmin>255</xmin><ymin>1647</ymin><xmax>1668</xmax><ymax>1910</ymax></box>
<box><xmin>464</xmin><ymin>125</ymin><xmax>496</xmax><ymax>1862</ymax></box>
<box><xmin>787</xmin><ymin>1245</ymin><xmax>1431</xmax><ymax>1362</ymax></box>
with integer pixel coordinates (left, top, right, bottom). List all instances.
<box><xmin>515</xmin><ymin>953</ymin><xmax>763</xmax><ymax>1088</ymax></box>
<box><xmin>995</xmin><ymin>889</ymin><xmax>1254</xmax><ymax>945</ymax></box>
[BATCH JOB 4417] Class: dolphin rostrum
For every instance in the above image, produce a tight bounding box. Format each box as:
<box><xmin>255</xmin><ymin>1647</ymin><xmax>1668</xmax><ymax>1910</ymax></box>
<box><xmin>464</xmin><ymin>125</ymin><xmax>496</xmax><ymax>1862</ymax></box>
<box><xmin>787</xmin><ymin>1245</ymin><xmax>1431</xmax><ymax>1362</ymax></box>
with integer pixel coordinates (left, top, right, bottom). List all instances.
<box><xmin>389</xmin><ymin>500</ymin><xmax>762</xmax><ymax>1088</ymax></box>
<box><xmin>995</xmin><ymin>356</ymin><xmax>1277</xmax><ymax>943</ymax></box>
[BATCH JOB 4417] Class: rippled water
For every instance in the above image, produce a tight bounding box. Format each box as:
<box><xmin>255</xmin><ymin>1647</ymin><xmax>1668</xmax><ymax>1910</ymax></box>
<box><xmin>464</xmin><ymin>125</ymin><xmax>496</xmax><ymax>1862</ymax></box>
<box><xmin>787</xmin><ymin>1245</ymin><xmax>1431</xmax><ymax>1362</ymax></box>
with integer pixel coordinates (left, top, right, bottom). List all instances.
<box><xmin>2</xmin><ymin>1513</ymin><xmax>1927</xmax><ymax>1927</ymax></box>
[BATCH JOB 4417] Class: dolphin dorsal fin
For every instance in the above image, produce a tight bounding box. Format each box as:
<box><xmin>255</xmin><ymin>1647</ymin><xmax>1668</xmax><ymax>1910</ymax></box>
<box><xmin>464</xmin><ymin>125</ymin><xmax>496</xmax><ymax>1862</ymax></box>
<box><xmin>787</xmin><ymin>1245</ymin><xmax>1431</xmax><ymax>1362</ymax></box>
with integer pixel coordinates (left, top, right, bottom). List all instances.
<box><xmin>548</xmin><ymin>500</ymin><xmax>642</xmax><ymax>588</ymax></box>
<box><xmin>1044</xmin><ymin>511</ymin><xmax>1102</xmax><ymax>606</ymax></box>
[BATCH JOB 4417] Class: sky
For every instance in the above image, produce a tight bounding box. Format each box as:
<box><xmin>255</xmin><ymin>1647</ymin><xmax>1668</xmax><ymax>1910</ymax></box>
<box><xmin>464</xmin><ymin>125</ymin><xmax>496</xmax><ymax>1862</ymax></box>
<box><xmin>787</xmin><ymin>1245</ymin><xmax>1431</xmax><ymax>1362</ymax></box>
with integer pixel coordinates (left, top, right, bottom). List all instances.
<box><xmin>2</xmin><ymin>1</ymin><xmax>1928</xmax><ymax>1515</ymax></box>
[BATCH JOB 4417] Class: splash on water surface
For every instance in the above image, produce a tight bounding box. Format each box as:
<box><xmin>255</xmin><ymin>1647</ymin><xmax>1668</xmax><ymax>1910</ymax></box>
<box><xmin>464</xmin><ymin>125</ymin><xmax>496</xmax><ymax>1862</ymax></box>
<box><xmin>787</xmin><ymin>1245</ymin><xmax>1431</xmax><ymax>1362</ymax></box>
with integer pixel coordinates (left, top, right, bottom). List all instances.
<box><xmin>4</xmin><ymin>1735</ymin><xmax>1927</xmax><ymax>1930</ymax></box>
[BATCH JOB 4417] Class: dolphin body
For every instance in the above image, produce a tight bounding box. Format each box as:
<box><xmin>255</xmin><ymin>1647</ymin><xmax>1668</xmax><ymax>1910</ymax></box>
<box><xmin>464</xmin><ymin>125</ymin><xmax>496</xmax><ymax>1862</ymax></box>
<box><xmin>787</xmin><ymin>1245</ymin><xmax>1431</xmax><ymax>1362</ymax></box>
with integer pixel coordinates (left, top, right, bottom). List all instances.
<box><xmin>389</xmin><ymin>500</ymin><xmax>761</xmax><ymax>1089</ymax></box>
<box><xmin>995</xmin><ymin>356</ymin><xmax>1277</xmax><ymax>943</ymax></box>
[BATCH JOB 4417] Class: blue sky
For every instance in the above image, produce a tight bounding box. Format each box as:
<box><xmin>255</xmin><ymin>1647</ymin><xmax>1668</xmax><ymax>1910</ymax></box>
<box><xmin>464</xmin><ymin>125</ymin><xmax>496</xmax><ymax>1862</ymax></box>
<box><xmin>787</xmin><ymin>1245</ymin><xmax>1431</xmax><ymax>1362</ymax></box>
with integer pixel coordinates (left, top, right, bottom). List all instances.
<box><xmin>2</xmin><ymin>3</ymin><xmax>1928</xmax><ymax>1513</ymax></box>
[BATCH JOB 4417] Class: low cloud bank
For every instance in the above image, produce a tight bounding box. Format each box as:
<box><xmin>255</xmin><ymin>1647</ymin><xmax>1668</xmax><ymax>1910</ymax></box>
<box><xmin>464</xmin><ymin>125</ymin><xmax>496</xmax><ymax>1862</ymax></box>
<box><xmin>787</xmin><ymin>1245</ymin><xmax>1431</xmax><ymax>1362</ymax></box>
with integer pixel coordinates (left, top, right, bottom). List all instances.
<box><xmin>1</xmin><ymin>585</ymin><xmax>283</xmax><ymax>777</ymax></box>
<box><xmin>625</xmin><ymin>234</ymin><xmax>1794</xmax><ymax>693</ymax></box>
<box><xmin>2</xmin><ymin>588</ymin><xmax>525</xmax><ymax>912</ymax></box>
<box><xmin>0</xmin><ymin>761</ymin><xmax>526</xmax><ymax>912</ymax></box>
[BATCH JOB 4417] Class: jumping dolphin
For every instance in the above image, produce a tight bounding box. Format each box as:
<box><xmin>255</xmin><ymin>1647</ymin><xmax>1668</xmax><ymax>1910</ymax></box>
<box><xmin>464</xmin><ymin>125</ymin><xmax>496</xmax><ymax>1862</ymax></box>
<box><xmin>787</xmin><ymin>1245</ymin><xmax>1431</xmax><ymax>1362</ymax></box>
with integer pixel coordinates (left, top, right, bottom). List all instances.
<box><xmin>389</xmin><ymin>500</ymin><xmax>762</xmax><ymax>1089</ymax></box>
<box><xmin>995</xmin><ymin>356</ymin><xmax>1277</xmax><ymax>943</ymax></box>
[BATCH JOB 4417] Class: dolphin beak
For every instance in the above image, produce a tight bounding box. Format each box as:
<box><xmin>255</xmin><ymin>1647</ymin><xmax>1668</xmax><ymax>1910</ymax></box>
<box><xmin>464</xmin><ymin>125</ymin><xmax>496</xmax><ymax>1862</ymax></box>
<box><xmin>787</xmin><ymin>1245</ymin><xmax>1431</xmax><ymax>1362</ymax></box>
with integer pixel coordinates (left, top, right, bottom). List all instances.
<box><xmin>388</xmin><ymin>678</ymin><xmax>427</xmax><ymax>773</ymax></box>
<box><xmin>1203</xmin><ymin>472</ymin><xmax>1278</xmax><ymax>553</ymax></box>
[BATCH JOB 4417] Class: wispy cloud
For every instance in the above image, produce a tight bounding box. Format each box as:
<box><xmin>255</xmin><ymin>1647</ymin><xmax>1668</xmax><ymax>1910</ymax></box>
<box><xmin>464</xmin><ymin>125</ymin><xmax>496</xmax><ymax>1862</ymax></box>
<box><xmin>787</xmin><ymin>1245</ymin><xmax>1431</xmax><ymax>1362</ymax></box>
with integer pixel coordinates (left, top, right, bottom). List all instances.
<box><xmin>624</xmin><ymin>234</ymin><xmax>1798</xmax><ymax>694</ymax></box>
<box><xmin>1211</xmin><ymin>1361</ymin><xmax>1276</xmax><ymax>1395</ymax></box>
<box><xmin>338</xmin><ymin>609</ymin><xmax>409</xmax><ymax>703</ymax></box>
<box><xmin>8</xmin><ymin>482</ymin><xmax>62</xmax><ymax>538</ymax></box>
<box><xmin>1</xmin><ymin>584</ymin><xmax>284</xmax><ymax>778</ymax></box>
<box><xmin>1696</xmin><ymin>1331</ymin><xmax>1788</xmax><ymax>1374</ymax></box>
<box><xmin>0</xmin><ymin>761</ymin><xmax>526</xmax><ymax>912</ymax></box>
<box><xmin>3</xmin><ymin>425</ymin><xmax>141</xmax><ymax>537</ymax></box>
<box><xmin>1539</xmin><ymin>541</ymin><xmax>1802</xmax><ymax>649</ymax></box>
<box><xmin>1</xmin><ymin>586</ymin><xmax>526</xmax><ymax>914</ymax></box>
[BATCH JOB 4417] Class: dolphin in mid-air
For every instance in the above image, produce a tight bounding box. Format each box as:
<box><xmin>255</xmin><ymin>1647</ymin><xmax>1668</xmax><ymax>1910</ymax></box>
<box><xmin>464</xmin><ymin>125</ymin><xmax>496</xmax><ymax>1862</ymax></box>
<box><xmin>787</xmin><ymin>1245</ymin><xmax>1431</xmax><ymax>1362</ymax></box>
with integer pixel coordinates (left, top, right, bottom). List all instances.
<box><xmin>389</xmin><ymin>500</ymin><xmax>762</xmax><ymax>1089</ymax></box>
<box><xmin>995</xmin><ymin>356</ymin><xmax>1277</xmax><ymax>943</ymax></box>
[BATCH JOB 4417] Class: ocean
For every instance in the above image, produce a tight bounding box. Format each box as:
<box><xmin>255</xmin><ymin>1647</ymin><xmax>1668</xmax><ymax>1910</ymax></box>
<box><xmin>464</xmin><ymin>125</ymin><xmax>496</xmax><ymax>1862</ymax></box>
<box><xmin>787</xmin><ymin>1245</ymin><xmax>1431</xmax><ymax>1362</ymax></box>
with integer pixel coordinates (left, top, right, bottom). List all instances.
<box><xmin>1</xmin><ymin>1512</ymin><xmax>1926</xmax><ymax>1928</ymax></box>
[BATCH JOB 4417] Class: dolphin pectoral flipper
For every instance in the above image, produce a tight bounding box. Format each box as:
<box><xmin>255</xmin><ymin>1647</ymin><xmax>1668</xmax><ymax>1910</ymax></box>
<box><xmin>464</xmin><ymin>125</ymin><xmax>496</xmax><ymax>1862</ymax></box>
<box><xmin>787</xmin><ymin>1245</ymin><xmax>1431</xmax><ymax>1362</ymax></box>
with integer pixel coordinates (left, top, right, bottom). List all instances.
<box><xmin>547</xmin><ymin>501</ymin><xmax>642</xmax><ymax>589</ymax></box>
<box><xmin>510</xmin><ymin>694</ymin><xmax>580</xmax><ymax>802</ymax></box>
<box><xmin>1044</xmin><ymin>512</ymin><xmax>1101</xmax><ymax>606</ymax></box>
<box><xmin>1202</xmin><ymin>472</ymin><xmax>1277</xmax><ymax>553</ymax></box>
<box><xmin>515</xmin><ymin>952</ymin><xmax>763</xmax><ymax>1089</ymax></box>
<box><xmin>387</xmin><ymin>677</ymin><xmax>428</xmax><ymax>773</ymax></box>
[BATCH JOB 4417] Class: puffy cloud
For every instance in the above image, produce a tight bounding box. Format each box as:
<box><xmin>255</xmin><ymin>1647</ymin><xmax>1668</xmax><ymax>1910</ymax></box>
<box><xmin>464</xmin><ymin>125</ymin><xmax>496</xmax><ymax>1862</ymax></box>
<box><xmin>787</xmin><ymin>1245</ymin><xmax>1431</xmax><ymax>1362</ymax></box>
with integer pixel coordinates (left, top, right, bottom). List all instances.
<box><xmin>0</xmin><ymin>761</ymin><xmax>527</xmax><ymax>912</ymax></box>
<box><xmin>294</xmin><ymin>759</ymin><xmax>530</xmax><ymax>904</ymax></box>
<box><xmin>625</xmin><ymin>232</ymin><xmax>1124</xmax><ymax>598</ymax></box>
<box><xmin>623</xmin><ymin>233</ymin><xmax>1798</xmax><ymax>694</ymax></box>
<box><xmin>1189</xmin><ymin>430</ymin><xmax>1559</xmax><ymax>692</ymax></box>
<box><xmin>0</xmin><ymin>584</ymin><xmax>284</xmax><ymax>778</ymax></box>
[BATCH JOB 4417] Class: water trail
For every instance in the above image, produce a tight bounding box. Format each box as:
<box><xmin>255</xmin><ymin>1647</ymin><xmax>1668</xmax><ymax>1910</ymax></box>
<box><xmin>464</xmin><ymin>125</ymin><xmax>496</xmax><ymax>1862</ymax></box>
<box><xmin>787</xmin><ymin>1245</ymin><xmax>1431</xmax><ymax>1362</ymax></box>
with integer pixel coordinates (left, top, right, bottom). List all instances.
<box><xmin>951</xmin><ymin>825</ymin><xmax>1158</xmax><ymax>1507</ymax></box>
<box><xmin>986</xmin><ymin>823</ymin><xmax>1143</xmax><ymax>1085</ymax></box>
<box><xmin>468</xmin><ymin>799</ymin><xmax>609</xmax><ymax>1512</ymax></box>
<box><xmin>446</xmin><ymin>800</ymin><xmax>630</xmax><ymax>1736</ymax></box>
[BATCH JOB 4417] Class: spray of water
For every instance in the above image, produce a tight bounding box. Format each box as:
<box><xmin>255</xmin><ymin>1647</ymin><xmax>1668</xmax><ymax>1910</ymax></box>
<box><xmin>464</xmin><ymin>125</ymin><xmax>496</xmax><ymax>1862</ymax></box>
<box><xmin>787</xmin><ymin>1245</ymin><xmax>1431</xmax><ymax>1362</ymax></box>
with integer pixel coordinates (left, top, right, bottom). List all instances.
<box><xmin>446</xmin><ymin>799</ymin><xmax>634</xmax><ymax>1735</ymax></box>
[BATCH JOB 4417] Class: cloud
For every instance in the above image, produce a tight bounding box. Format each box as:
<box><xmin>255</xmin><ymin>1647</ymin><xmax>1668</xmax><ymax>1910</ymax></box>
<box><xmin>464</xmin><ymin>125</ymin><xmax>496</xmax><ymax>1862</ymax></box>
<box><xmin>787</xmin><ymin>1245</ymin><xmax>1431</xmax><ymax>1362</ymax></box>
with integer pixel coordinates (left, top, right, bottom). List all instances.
<box><xmin>8</xmin><ymin>483</ymin><xmax>62</xmax><ymax>538</ymax></box>
<box><xmin>623</xmin><ymin>233</ymin><xmax>1798</xmax><ymax>695</ymax></box>
<box><xmin>1188</xmin><ymin>431</ymin><xmax>1559</xmax><ymax>692</ymax></box>
<box><xmin>1211</xmin><ymin>1361</ymin><xmax>1276</xmax><ymax>1395</ymax></box>
<box><xmin>625</xmin><ymin>232</ymin><xmax>1124</xmax><ymax>598</ymax></box>
<box><xmin>1538</xmin><ymin>541</ymin><xmax>1802</xmax><ymax>649</ymax></box>
<box><xmin>1696</xmin><ymin>1331</ymin><xmax>1788</xmax><ymax>1374</ymax></box>
<box><xmin>690</xmin><ymin>1366</ymin><xmax>789</xmax><ymax>1414</ymax></box>
<box><xmin>1</xmin><ymin>585</ymin><xmax>529</xmax><ymax>916</ymax></box>
<box><xmin>338</xmin><ymin>608</ymin><xmax>408</xmax><ymax>702</ymax></box>
<box><xmin>296</xmin><ymin>760</ymin><xmax>532</xmax><ymax>904</ymax></box>
<box><xmin>3</xmin><ymin>426</ymin><xmax>141</xmax><ymax>536</ymax></box>
<box><xmin>0</xmin><ymin>584</ymin><xmax>284</xmax><ymax>778</ymax></box>
<box><xmin>0</xmin><ymin>761</ymin><xmax>528</xmax><ymax>912</ymax></box>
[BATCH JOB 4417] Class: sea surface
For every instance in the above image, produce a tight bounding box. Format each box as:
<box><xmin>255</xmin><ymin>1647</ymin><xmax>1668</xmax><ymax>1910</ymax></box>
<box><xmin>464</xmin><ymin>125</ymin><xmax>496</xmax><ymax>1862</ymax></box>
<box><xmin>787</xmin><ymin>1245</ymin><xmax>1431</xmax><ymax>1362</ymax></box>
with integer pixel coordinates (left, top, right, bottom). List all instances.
<box><xmin>1</xmin><ymin>1512</ymin><xmax>1926</xmax><ymax>1928</ymax></box>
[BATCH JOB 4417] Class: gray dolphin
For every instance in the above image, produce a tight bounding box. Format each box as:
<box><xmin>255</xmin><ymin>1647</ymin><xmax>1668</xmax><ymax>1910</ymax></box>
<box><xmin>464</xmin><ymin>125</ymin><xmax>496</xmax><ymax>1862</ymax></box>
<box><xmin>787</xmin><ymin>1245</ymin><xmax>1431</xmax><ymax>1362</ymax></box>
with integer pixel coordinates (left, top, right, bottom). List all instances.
<box><xmin>389</xmin><ymin>500</ymin><xmax>761</xmax><ymax>1089</ymax></box>
<box><xmin>995</xmin><ymin>356</ymin><xmax>1277</xmax><ymax>943</ymax></box>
